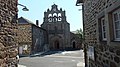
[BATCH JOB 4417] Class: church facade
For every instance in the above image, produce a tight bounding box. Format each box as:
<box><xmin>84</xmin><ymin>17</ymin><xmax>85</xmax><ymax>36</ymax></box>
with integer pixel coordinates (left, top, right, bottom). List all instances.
<box><xmin>41</xmin><ymin>4</ymin><xmax>82</xmax><ymax>50</ymax></box>
<box><xmin>41</xmin><ymin>4</ymin><xmax>71</xmax><ymax>50</ymax></box>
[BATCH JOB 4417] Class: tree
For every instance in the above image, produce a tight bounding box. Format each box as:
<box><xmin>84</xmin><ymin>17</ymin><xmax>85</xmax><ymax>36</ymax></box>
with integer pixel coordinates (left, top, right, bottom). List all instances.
<box><xmin>76</xmin><ymin>28</ymin><xmax>83</xmax><ymax>39</ymax></box>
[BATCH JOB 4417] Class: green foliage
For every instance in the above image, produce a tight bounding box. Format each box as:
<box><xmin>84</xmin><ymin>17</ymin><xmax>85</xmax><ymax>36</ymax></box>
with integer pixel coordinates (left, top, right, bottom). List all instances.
<box><xmin>76</xmin><ymin>28</ymin><xmax>83</xmax><ymax>39</ymax></box>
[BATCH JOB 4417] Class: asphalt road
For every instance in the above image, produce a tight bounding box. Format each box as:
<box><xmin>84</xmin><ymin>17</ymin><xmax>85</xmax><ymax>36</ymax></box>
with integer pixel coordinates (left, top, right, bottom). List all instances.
<box><xmin>19</xmin><ymin>50</ymin><xmax>84</xmax><ymax>67</ymax></box>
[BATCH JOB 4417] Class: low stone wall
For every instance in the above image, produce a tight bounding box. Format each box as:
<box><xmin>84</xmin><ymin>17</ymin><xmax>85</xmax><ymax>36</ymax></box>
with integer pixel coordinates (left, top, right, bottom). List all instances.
<box><xmin>94</xmin><ymin>45</ymin><xmax>120</xmax><ymax>67</ymax></box>
<box><xmin>0</xmin><ymin>0</ymin><xmax>18</xmax><ymax>66</ymax></box>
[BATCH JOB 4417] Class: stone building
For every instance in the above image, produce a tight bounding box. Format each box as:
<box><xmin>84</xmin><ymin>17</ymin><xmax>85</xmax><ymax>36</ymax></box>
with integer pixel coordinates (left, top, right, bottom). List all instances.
<box><xmin>41</xmin><ymin>4</ymin><xmax>83</xmax><ymax>50</ymax></box>
<box><xmin>18</xmin><ymin>17</ymin><xmax>48</xmax><ymax>55</ymax></box>
<box><xmin>70</xmin><ymin>32</ymin><xmax>82</xmax><ymax>49</ymax></box>
<box><xmin>76</xmin><ymin>0</ymin><xmax>120</xmax><ymax>67</ymax></box>
<box><xmin>41</xmin><ymin>4</ymin><xmax>71</xmax><ymax>50</ymax></box>
<box><xmin>0</xmin><ymin>0</ymin><xmax>18</xmax><ymax>66</ymax></box>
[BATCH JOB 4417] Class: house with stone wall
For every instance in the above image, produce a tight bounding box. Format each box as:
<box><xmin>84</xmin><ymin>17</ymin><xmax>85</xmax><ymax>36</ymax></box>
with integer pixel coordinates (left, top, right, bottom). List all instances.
<box><xmin>0</xmin><ymin>0</ymin><xmax>18</xmax><ymax>66</ymax></box>
<box><xmin>18</xmin><ymin>17</ymin><xmax>48</xmax><ymax>56</ymax></box>
<box><xmin>76</xmin><ymin>0</ymin><xmax>120</xmax><ymax>67</ymax></box>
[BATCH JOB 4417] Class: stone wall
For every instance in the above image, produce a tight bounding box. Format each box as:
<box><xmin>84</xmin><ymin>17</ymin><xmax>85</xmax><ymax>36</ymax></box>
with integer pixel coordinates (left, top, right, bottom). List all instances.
<box><xmin>0</xmin><ymin>0</ymin><xmax>18</xmax><ymax>66</ymax></box>
<box><xmin>32</xmin><ymin>25</ymin><xmax>48</xmax><ymax>53</ymax></box>
<box><xmin>18</xmin><ymin>17</ymin><xmax>49</xmax><ymax>55</ymax></box>
<box><xmin>83</xmin><ymin>0</ymin><xmax>120</xmax><ymax>67</ymax></box>
<box><xmin>18</xmin><ymin>24</ymin><xmax>32</xmax><ymax>55</ymax></box>
<box><xmin>70</xmin><ymin>32</ymin><xmax>82</xmax><ymax>49</ymax></box>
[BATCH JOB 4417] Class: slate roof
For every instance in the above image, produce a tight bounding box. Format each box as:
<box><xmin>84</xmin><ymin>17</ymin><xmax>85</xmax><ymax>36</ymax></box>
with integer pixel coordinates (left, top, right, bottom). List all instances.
<box><xmin>18</xmin><ymin>17</ymin><xmax>34</xmax><ymax>24</ymax></box>
<box><xmin>18</xmin><ymin>17</ymin><xmax>47</xmax><ymax>31</ymax></box>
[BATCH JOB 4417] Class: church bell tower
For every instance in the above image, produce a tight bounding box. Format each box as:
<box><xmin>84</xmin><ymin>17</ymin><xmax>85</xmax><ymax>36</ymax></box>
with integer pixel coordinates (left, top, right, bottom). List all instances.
<box><xmin>41</xmin><ymin>4</ymin><xmax>70</xmax><ymax>50</ymax></box>
<box><xmin>43</xmin><ymin>4</ymin><xmax>67</xmax><ymax>23</ymax></box>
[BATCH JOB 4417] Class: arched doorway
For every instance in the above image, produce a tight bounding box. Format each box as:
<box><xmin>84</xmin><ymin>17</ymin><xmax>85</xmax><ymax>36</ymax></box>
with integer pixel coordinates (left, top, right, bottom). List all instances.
<box><xmin>50</xmin><ymin>35</ymin><xmax>63</xmax><ymax>50</ymax></box>
<box><xmin>73</xmin><ymin>41</ymin><xmax>76</xmax><ymax>48</ymax></box>
<box><xmin>54</xmin><ymin>40</ymin><xmax>60</xmax><ymax>49</ymax></box>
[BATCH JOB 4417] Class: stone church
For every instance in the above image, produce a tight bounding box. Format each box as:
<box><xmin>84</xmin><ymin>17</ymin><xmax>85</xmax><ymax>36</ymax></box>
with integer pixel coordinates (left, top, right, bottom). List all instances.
<box><xmin>41</xmin><ymin>4</ymin><xmax>82</xmax><ymax>50</ymax></box>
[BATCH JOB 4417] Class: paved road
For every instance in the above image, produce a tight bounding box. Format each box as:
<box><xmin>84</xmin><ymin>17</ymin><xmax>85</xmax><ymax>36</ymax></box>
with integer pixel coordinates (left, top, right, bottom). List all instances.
<box><xmin>19</xmin><ymin>50</ymin><xmax>84</xmax><ymax>67</ymax></box>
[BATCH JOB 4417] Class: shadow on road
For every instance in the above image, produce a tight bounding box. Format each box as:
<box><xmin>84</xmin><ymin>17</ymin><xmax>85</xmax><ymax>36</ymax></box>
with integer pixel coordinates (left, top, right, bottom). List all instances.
<box><xmin>30</xmin><ymin>50</ymin><xmax>63</xmax><ymax>57</ymax></box>
<box><xmin>20</xmin><ymin>49</ymin><xmax>81</xmax><ymax>58</ymax></box>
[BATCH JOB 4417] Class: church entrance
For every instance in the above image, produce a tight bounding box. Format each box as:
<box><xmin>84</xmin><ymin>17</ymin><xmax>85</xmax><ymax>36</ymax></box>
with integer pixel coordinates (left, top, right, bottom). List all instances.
<box><xmin>54</xmin><ymin>40</ymin><xmax>60</xmax><ymax>49</ymax></box>
<box><xmin>73</xmin><ymin>42</ymin><xmax>76</xmax><ymax>48</ymax></box>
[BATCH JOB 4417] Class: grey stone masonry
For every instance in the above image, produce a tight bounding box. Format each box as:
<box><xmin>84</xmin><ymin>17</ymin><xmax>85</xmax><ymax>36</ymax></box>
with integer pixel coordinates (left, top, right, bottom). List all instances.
<box><xmin>81</xmin><ymin>0</ymin><xmax>120</xmax><ymax>67</ymax></box>
<box><xmin>0</xmin><ymin>0</ymin><xmax>18</xmax><ymax>67</ymax></box>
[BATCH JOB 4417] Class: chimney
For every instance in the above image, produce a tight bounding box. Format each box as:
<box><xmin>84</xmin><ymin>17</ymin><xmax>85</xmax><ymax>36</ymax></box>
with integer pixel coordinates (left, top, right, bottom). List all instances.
<box><xmin>36</xmin><ymin>20</ymin><xmax>39</xmax><ymax>26</ymax></box>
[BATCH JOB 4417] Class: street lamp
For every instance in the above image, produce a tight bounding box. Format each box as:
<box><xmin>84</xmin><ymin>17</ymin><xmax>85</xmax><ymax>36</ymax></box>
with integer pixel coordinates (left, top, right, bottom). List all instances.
<box><xmin>76</xmin><ymin>0</ymin><xmax>83</xmax><ymax>6</ymax></box>
<box><xmin>18</xmin><ymin>3</ymin><xmax>29</xmax><ymax>11</ymax></box>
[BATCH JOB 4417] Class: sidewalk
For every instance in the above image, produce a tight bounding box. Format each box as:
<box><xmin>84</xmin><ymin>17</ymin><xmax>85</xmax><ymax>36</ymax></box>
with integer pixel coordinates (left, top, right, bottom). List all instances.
<box><xmin>29</xmin><ymin>50</ymin><xmax>49</xmax><ymax>57</ymax></box>
<box><xmin>77</xmin><ymin>50</ymin><xmax>85</xmax><ymax>67</ymax></box>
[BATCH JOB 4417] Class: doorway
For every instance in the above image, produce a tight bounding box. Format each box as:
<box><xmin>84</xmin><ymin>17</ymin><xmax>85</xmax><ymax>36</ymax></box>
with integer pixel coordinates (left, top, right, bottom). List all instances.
<box><xmin>54</xmin><ymin>40</ymin><xmax>60</xmax><ymax>49</ymax></box>
<box><xmin>73</xmin><ymin>42</ymin><xmax>76</xmax><ymax>48</ymax></box>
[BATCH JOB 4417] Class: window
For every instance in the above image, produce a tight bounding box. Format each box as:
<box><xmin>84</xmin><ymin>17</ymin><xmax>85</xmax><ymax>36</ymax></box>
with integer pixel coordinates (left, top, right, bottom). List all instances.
<box><xmin>53</xmin><ymin>17</ymin><xmax>57</xmax><ymax>22</ymax></box>
<box><xmin>23</xmin><ymin>45</ymin><xmax>28</xmax><ymax>50</ymax></box>
<box><xmin>58</xmin><ymin>17</ymin><xmax>62</xmax><ymax>21</ymax></box>
<box><xmin>113</xmin><ymin>9</ymin><xmax>120</xmax><ymax>41</ymax></box>
<box><xmin>101</xmin><ymin>17</ymin><xmax>107</xmax><ymax>40</ymax></box>
<box><xmin>48</xmin><ymin>14</ymin><xmax>52</xmax><ymax>17</ymax></box>
<box><xmin>48</xmin><ymin>18</ymin><xmax>52</xmax><ymax>22</ymax></box>
<box><xmin>53</xmin><ymin>13</ymin><xmax>57</xmax><ymax>17</ymax></box>
<box><xmin>58</xmin><ymin>13</ymin><xmax>61</xmax><ymax>17</ymax></box>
